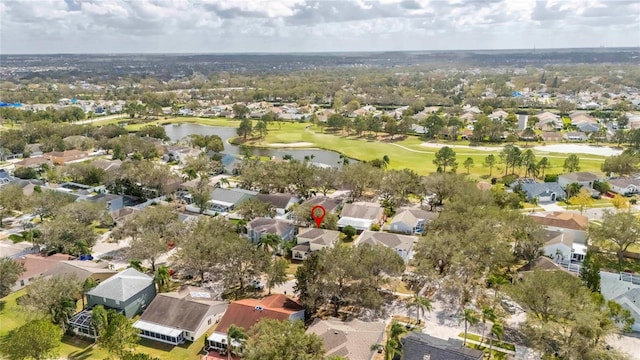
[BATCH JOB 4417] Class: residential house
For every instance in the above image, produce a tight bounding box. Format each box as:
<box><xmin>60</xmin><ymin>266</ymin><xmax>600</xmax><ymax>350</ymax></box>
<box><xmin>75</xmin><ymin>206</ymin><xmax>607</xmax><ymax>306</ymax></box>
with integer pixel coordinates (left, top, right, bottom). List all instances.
<box><xmin>540</xmin><ymin>229</ymin><xmax>588</xmax><ymax>263</ymax></box>
<box><xmin>25</xmin><ymin>143</ymin><xmax>43</xmax><ymax>156</ymax></box>
<box><xmin>608</xmin><ymin>177</ymin><xmax>640</xmax><ymax>196</ymax></box>
<box><xmin>0</xmin><ymin>240</ymin><xmax>39</xmax><ymax>260</ymax></box>
<box><xmin>246</xmin><ymin>218</ymin><xmax>296</xmax><ymax>244</ymax></box>
<box><xmin>488</xmin><ymin>110</ymin><xmax>508</xmax><ymax>121</ymax></box>
<box><xmin>535</xmin><ymin>111</ymin><xmax>563</xmax><ymax>131</ymax></box>
<box><xmin>306</xmin><ymin>317</ymin><xmax>386</xmax><ymax>360</ymax></box>
<box><xmin>90</xmin><ymin>159</ymin><xmax>122</xmax><ymax>172</ymax></box>
<box><xmin>256</xmin><ymin>193</ymin><xmax>299</xmax><ymax>217</ymax></box>
<box><xmin>134</xmin><ymin>287</ymin><xmax>228</xmax><ymax>345</ymax></box>
<box><xmin>557</xmin><ymin>172</ymin><xmax>601</xmax><ymax>190</ymax></box>
<box><xmin>205</xmin><ymin>294</ymin><xmax>305</xmax><ymax>354</ymax></box>
<box><xmin>459</xmin><ymin>112</ymin><xmax>476</xmax><ymax>123</ymax></box>
<box><xmin>563</xmin><ymin>131</ymin><xmax>588</xmax><ymax>142</ymax></box>
<box><xmin>540</xmin><ymin>131</ymin><xmax>563</xmax><ymax>142</ymax></box>
<box><xmin>570</xmin><ymin>112</ymin><xmax>598</xmax><ymax>130</ymax></box>
<box><xmin>163</xmin><ymin>145</ymin><xmax>201</xmax><ymax>163</ymax></box>
<box><xmin>13</xmin><ymin>253</ymin><xmax>73</xmax><ymax>291</ymax></box>
<box><xmin>44</xmin><ymin>260</ymin><xmax>116</xmax><ymax>283</ymax></box>
<box><xmin>43</xmin><ymin>150</ymin><xmax>89</xmax><ymax>165</ymax></box>
<box><xmin>111</xmin><ymin>206</ymin><xmax>139</xmax><ymax>225</ymax></box>
<box><xmin>337</xmin><ymin>202</ymin><xmax>384</xmax><ymax>231</ymax></box>
<box><xmin>355</xmin><ymin>230</ymin><xmax>417</xmax><ymax>263</ymax></box>
<box><xmin>301</xmin><ymin>196</ymin><xmax>342</xmax><ymax>214</ymax></box>
<box><xmin>291</xmin><ymin>228</ymin><xmax>340</xmax><ymax>261</ymax></box>
<box><xmin>186</xmin><ymin>188</ymin><xmax>257</xmax><ymax>215</ymax></box>
<box><xmin>510</xmin><ymin>179</ymin><xmax>566</xmax><ymax>202</ymax></box>
<box><xmin>14</xmin><ymin>156</ymin><xmax>52</xmax><ymax>169</ymax></box>
<box><xmin>401</xmin><ymin>332</ymin><xmax>483</xmax><ymax>360</ymax></box>
<box><xmin>389</xmin><ymin>208</ymin><xmax>438</xmax><ymax>234</ymax></box>
<box><xmin>85</xmin><ymin>268</ymin><xmax>156</xmax><ymax>318</ymax></box>
<box><xmin>86</xmin><ymin>193</ymin><xmax>124</xmax><ymax>212</ymax></box>
<box><xmin>600</xmin><ymin>271</ymin><xmax>640</xmax><ymax>332</ymax></box>
<box><xmin>529</xmin><ymin>212</ymin><xmax>589</xmax><ymax>262</ymax></box>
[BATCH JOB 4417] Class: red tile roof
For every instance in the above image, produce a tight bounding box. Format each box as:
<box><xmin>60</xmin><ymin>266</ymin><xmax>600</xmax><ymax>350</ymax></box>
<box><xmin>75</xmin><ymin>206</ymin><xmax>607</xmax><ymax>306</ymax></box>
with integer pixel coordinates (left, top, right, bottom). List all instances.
<box><xmin>16</xmin><ymin>253</ymin><xmax>74</xmax><ymax>282</ymax></box>
<box><xmin>215</xmin><ymin>294</ymin><xmax>304</xmax><ymax>334</ymax></box>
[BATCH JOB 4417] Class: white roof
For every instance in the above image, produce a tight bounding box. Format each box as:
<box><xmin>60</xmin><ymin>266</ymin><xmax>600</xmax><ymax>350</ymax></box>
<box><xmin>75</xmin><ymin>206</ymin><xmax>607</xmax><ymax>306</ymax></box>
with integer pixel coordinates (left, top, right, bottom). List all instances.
<box><xmin>207</xmin><ymin>332</ymin><xmax>242</xmax><ymax>347</ymax></box>
<box><xmin>134</xmin><ymin>320</ymin><xmax>183</xmax><ymax>337</ymax></box>
<box><xmin>337</xmin><ymin>217</ymin><xmax>373</xmax><ymax>230</ymax></box>
<box><xmin>572</xmin><ymin>243</ymin><xmax>587</xmax><ymax>255</ymax></box>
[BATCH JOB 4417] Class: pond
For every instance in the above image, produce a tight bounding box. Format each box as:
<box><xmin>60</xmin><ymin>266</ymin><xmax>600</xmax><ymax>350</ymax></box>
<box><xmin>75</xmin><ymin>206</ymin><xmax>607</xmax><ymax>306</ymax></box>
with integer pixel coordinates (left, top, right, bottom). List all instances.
<box><xmin>163</xmin><ymin>123</ymin><xmax>351</xmax><ymax>167</ymax></box>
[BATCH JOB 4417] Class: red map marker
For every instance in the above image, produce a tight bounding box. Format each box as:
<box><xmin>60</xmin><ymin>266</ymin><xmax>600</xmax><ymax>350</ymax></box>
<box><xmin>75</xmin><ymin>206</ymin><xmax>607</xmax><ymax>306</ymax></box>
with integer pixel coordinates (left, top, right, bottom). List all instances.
<box><xmin>311</xmin><ymin>205</ymin><xmax>326</xmax><ymax>228</ymax></box>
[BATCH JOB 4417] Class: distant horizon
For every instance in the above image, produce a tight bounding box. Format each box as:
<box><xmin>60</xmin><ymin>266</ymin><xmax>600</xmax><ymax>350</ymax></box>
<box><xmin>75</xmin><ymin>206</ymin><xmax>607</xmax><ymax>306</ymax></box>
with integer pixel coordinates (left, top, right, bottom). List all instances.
<box><xmin>2</xmin><ymin>0</ymin><xmax>638</xmax><ymax>55</ymax></box>
<box><xmin>3</xmin><ymin>46</ymin><xmax>640</xmax><ymax>57</ymax></box>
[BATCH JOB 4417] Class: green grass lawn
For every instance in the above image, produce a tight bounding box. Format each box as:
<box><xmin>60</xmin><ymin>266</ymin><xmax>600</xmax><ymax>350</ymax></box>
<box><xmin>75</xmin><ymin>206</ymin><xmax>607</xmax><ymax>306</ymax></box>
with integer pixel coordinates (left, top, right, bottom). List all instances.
<box><xmin>457</xmin><ymin>332</ymin><xmax>516</xmax><ymax>351</ymax></box>
<box><xmin>98</xmin><ymin>116</ymin><xmax>607</xmax><ymax>176</ymax></box>
<box><xmin>593</xmin><ymin>252</ymin><xmax>640</xmax><ymax>273</ymax></box>
<box><xmin>1</xmin><ymin>289</ymin><xmax>208</xmax><ymax>360</ymax></box>
<box><xmin>244</xmin><ymin>123</ymin><xmax>606</xmax><ymax>176</ymax></box>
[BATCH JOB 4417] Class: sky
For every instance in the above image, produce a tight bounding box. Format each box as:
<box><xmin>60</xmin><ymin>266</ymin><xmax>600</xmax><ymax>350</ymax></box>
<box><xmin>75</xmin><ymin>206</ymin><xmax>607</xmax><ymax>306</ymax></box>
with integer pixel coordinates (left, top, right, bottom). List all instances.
<box><xmin>1</xmin><ymin>0</ymin><xmax>639</xmax><ymax>54</ymax></box>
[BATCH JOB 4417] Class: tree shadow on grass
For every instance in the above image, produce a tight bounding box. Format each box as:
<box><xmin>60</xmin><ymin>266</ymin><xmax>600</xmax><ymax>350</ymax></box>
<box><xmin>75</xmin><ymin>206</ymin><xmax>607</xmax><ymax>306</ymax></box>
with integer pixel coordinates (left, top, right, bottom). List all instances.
<box><xmin>62</xmin><ymin>336</ymin><xmax>95</xmax><ymax>360</ymax></box>
<box><xmin>0</xmin><ymin>300</ymin><xmax>5</xmax><ymax>312</ymax></box>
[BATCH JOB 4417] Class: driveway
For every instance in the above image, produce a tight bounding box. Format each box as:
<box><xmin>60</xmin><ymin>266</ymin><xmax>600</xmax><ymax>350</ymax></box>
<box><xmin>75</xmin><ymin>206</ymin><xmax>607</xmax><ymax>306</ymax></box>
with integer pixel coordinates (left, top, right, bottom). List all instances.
<box><xmin>539</xmin><ymin>202</ymin><xmax>565</xmax><ymax>212</ymax></box>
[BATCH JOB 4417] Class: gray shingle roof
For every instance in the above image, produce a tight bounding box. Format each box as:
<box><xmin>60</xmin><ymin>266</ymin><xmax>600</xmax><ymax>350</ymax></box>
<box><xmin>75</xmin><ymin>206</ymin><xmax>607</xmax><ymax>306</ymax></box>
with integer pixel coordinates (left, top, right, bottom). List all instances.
<box><xmin>210</xmin><ymin>188</ymin><xmax>257</xmax><ymax>205</ymax></box>
<box><xmin>357</xmin><ymin>230</ymin><xmax>416</xmax><ymax>253</ymax></box>
<box><xmin>87</xmin><ymin>268</ymin><xmax>154</xmax><ymax>302</ymax></box>
<box><xmin>515</xmin><ymin>181</ymin><xmax>566</xmax><ymax>200</ymax></box>
<box><xmin>306</xmin><ymin>317</ymin><xmax>385</xmax><ymax>360</ymax></box>
<box><xmin>297</xmin><ymin>228</ymin><xmax>340</xmax><ymax>246</ymax></box>
<box><xmin>138</xmin><ymin>293</ymin><xmax>227</xmax><ymax>332</ymax></box>
<box><xmin>256</xmin><ymin>193</ymin><xmax>298</xmax><ymax>209</ymax></box>
<box><xmin>340</xmin><ymin>202</ymin><xmax>383</xmax><ymax>220</ymax></box>
<box><xmin>402</xmin><ymin>332</ymin><xmax>483</xmax><ymax>360</ymax></box>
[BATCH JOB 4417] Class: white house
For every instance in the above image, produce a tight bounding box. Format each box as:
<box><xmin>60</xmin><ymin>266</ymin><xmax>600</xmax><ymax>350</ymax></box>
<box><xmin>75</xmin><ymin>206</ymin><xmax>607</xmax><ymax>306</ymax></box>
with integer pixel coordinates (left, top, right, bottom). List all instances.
<box><xmin>389</xmin><ymin>208</ymin><xmax>437</xmax><ymax>234</ymax></box>
<box><xmin>557</xmin><ymin>172</ymin><xmax>601</xmax><ymax>190</ymax></box>
<box><xmin>541</xmin><ymin>229</ymin><xmax>587</xmax><ymax>263</ymax></box>
<box><xmin>355</xmin><ymin>230</ymin><xmax>417</xmax><ymax>263</ymax></box>
<box><xmin>563</xmin><ymin>131</ymin><xmax>588</xmax><ymax>142</ymax></box>
<box><xmin>608</xmin><ymin>177</ymin><xmax>640</xmax><ymax>196</ymax></box>
<box><xmin>337</xmin><ymin>202</ymin><xmax>384</xmax><ymax>231</ymax></box>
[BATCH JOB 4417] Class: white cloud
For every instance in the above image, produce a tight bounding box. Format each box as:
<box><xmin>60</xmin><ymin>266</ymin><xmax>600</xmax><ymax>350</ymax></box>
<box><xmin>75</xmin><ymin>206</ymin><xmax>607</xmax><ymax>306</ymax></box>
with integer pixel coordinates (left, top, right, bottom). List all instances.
<box><xmin>0</xmin><ymin>0</ymin><xmax>637</xmax><ymax>54</ymax></box>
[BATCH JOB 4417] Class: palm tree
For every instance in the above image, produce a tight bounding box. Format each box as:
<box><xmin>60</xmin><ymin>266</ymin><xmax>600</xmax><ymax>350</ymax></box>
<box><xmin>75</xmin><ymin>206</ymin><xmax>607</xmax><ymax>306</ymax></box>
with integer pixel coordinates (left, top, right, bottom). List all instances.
<box><xmin>218</xmin><ymin>177</ymin><xmax>230</xmax><ymax>189</ymax></box>
<box><xmin>382</xmin><ymin>155</ymin><xmax>390</xmax><ymax>166</ymax></box>
<box><xmin>81</xmin><ymin>277</ymin><xmax>98</xmax><ymax>308</ymax></box>
<box><xmin>487</xmin><ymin>274</ymin><xmax>510</xmax><ymax>306</ymax></box>
<box><xmin>460</xmin><ymin>308</ymin><xmax>479</xmax><ymax>346</ymax></box>
<box><xmin>372</xmin><ymin>321</ymin><xmax>407</xmax><ymax>360</ymax></box>
<box><xmin>154</xmin><ymin>265</ymin><xmax>171</xmax><ymax>292</ymax></box>
<box><xmin>488</xmin><ymin>322</ymin><xmax>504</xmax><ymax>359</ymax></box>
<box><xmin>257</xmin><ymin>234</ymin><xmax>281</xmax><ymax>255</ymax></box>
<box><xmin>226</xmin><ymin>324</ymin><xmax>247</xmax><ymax>360</ymax></box>
<box><xmin>91</xmin><ymin>305</ymin><xmax>108</xmax><ymax>342</ymax></box>
<box><xmin>129</xmin><ymin>259</ymin><xmax>145</xmax><ymax>272</ymax></box>
<box><xmin>480</xmin><ymin>307</ymin><xmax>496</xmax><ymax>343</ymax></box>
<box><xmin>406</xmin><ymin>294</ymin><xmax>432</xmax><ymax>326</ymax></box>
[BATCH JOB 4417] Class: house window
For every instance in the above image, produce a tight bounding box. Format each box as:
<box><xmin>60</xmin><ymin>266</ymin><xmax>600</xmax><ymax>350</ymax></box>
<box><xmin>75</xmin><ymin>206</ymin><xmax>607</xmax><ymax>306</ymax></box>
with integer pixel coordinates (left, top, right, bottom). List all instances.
<box><xmin>115</xmin><ymin>300</ymin><xmax>120</xmax><ymax>305</ymax></box>
<box><xmin>208</xmin><ymin>319</ymin><xmax>212</xmax><ymax>325</ymax></box>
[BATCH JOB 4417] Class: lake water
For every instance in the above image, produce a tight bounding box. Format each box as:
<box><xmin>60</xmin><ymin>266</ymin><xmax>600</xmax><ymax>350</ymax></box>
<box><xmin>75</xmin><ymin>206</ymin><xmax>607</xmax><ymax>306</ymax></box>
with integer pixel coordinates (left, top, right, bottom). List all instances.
<box><xmin>163</xmin><ymin>123</ymin><xmax>349</xmax><ymax>167</ymax></box>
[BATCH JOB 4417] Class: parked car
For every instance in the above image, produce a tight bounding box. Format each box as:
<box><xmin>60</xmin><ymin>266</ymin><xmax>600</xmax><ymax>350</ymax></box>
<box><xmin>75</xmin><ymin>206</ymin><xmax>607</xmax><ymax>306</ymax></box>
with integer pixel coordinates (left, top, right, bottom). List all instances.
<box><xmin>501</xmin><ymin>299</ymin><xmax>517</xmax><ymax>313</ymax></box>
<box><xmin>249</xmin><ymin>280</ymin><xmax>264</xmax><ymax>291</ymax></box>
